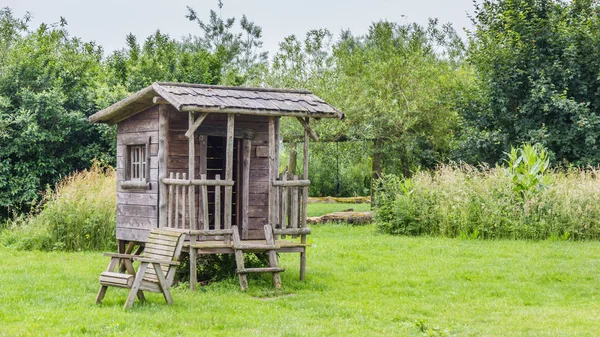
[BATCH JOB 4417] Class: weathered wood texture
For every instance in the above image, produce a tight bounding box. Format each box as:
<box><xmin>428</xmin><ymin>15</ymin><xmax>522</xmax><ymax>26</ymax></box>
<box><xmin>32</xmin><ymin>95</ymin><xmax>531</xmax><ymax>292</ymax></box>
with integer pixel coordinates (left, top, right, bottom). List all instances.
<box><xmin>116</xmin><ymin>106</ymin><xmax>160</xmax><ymax>242</ymax></box>
<box><xmin>167</xmin><ymin>112</ymin><xmax>270</xmax><ymax>236</ymax></box>
<box><xmin>97</xmin><ymin>228</ymin><xmax>185</xmax><ymax>309</ymax></box>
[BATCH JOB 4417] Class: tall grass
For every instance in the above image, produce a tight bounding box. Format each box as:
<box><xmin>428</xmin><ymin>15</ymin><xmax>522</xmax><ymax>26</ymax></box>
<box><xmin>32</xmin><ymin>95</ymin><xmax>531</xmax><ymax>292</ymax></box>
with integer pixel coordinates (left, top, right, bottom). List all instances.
<box><xmin>1</xmin><ymin>162</ymin><xmax>117</xmax><ymax>251</ymax></box>
<box><xmin>375</xmin><ymin>164</ymin><xmax>600</xmax><ymax>240</ymax></box>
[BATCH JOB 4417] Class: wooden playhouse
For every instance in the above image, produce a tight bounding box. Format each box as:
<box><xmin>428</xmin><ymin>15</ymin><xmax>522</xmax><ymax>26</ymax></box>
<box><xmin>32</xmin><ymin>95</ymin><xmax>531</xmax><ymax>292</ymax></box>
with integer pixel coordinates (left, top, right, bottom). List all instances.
<box><xmin>89</xmin><ymin>82</ymin><xmax>343</xmax><ymax>289</ymax></box>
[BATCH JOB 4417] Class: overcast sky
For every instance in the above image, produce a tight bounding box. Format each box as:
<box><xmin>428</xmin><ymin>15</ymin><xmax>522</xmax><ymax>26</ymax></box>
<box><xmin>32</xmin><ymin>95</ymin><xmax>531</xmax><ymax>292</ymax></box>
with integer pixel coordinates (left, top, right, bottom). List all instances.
<box><xmin>6</xmin><ymin>0</ymin><xmax>476</xmax><ymax>56</ymax></box>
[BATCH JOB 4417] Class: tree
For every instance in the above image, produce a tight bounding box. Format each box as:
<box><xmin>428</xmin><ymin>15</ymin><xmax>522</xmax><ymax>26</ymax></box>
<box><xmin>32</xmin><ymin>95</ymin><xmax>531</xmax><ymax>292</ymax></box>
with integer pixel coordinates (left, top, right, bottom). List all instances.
<box><xmin>0</xmin><ymin>10</ymin><xmax>115</xmax><ymax>218</ymax></box>
<box><xmin>332</xmin><ymin>20</ymin><xmax>469</xmax><ymax>177</ymax></box>
<box><xmin>462</xmin><ymin>0</ymin><xmax>600</xmax><ymax>165</ymax></box>
<box><xmin>185</xmin><ymin>1</ymin><xmax>267</xmax><ymax>84</ymax></box>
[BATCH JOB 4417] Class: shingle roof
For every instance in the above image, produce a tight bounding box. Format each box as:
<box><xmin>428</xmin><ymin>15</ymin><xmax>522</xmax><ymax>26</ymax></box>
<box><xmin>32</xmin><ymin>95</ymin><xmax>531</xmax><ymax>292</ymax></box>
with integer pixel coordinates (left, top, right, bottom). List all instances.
<box><xmin>89</xmin><ymin>82</ymin><xmax>343</xmax><ymax>125</ymax></box>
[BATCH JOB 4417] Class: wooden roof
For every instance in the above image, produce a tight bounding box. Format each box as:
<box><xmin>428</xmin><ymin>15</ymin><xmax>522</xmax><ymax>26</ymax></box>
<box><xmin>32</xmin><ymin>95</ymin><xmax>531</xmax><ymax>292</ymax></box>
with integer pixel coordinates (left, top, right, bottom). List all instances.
<box><xmin>89</xmin><ymin>82</ymin><xmax>343</xmax><ymax>125</ymax></box>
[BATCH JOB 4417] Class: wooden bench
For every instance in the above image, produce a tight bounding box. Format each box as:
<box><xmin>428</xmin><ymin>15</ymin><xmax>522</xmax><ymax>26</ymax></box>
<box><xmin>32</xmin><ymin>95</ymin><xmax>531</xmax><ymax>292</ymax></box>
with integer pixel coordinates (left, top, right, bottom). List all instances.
<box><xmin>96</xmin><ymin>228</ymin><xmax>186</xmax><ymax>309</ymax></box>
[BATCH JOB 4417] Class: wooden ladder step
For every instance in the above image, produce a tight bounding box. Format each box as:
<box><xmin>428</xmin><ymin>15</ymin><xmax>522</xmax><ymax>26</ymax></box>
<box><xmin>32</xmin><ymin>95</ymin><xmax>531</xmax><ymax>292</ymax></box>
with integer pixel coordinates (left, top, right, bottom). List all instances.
<box><xmin>236</xmin><ymin>267</ymin><xmax>285</xmax><ymax>274</ymax></box>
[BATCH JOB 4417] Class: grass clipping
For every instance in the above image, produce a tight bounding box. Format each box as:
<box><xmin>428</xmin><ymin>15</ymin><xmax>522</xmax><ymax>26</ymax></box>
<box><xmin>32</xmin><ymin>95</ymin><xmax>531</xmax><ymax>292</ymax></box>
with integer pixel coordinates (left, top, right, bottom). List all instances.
<box><xmin>1</xmin><ymin>162</ymin><xmax>116</xmax><ymax>251</ymax></box>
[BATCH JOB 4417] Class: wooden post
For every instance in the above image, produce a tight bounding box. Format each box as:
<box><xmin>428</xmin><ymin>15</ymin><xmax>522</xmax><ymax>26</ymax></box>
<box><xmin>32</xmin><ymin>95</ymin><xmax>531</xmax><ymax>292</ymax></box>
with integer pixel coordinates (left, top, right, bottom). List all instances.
<box><xmin>188</xmin><ymin>112</ymin><xmax>196</xmax><ymax>230</ymax></box>
<box><xmin>188</xmin><ymin>112</ymin><xmax>197</xmax><ymax>291</ymax></box>
<box><xmin>197</xmin><ymin>135</ymin><xmax>207</xmax><ymax>227</ymax></box>
<box><xmin>300</xmin><ymin>117</ymin><xmax>310</xmax><ymax>281</ymax></box>
<box><xmin>242</xmin><ymin>139</ymin><xmax>251</xmax><ymax>239</ymax></box>
<box><xmin>224</xmin><ymin>114</ymin><xmax>235</xmax><ymax>243</ymax></box>
<box><xmin>268</xmin><ymin>117</ymin><xmax>276</xmax><ymax>227</ymax></box>
<box><xmin>158</xmin><ymin>103</ymin><xmax>169</xmax><ymax>228</ymax></box>
<box><xmin>274</xmin><ymin>117</ymin><xmax>280</xmax><ymax>227</ymax></box>
<box><xmin>175</xmin><ymin>172</ymin><xmax>180</xmax><ymax>228</ymax></box>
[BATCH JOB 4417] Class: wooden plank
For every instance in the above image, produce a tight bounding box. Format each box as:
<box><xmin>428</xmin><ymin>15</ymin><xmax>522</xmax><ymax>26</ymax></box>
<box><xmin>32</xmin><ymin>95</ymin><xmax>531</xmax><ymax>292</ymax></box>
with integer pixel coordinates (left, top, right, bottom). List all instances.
<box><xmin>116</xmin><ymin>227</ymin><xmax>151</xmax><ymax>242</ymax></box>
<box><xmin>161</xmin><ymin>178</ymin><xmax>234</xmax><ymax>186</ymax></box>
<box><xmin>158</xmin><ymin>103</ymin><xmax>169</xmax><ymax>228</ymax></box>
<box><xmin>118</xmin><ymin>119</ymin><xmax>159</xmax><ymax>134</ymax></box>
<box><xmin>272</xmin><ymin>179</ymin><xmax>310</xmax><ymax>187</ymax></box>
<box><xmin>273</xmin><ymin>228</ymin><xmax>311</xmax><ymax>236</ymax></box>
<box><xmin>117</xmin><ymin>192</ymin><xmax>158</xmax><ymax>206</ymax></box>
<box><xmin>264</xmin><ymin>225</ymin><xmax>282</xmax><ymax>289</ymax></box>
<box><xmin>232</xmin><ymin>225</ymin><xmax>248</xmax><ymax>291</ymax></box>
<box><xmin>188</xmin><ymin>112</ymin><xmax>197</xmax><ymax>231</ymax></box>
<box><xmin>117</xmin><ymin>215</ymin><xmax>157</xmax><ymax>229</ymax></box>
<box><xmin>189</xmin><ymin>229</ymin><xmax>233</xmax><ymax>236</ymax></box>
<box><xmin>242</xmin><ymin>139</ymin><xmax>251</xmax><ymax>239</ymax></box>
<box><xmin>255</xmin><ymin>145</ymin><xmax>269</xmax><ymax>158</ymax></box>
<box><xmin>117</xmin><ymin>204</ymin><xmax>157</xmax><ymax>218</ymax></box>
<box><xmin>224</xmin><ymin>114</ymin><xmax>234</xmax><ymax>232</ymax></box>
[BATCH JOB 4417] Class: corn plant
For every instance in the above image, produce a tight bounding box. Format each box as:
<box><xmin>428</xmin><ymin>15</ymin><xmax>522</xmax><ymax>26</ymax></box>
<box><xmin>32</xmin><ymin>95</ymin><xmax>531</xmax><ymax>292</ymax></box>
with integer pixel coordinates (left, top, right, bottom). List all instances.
<box><xmin>504</xmin><ymin>144</ymin><xmax>553</xmax><ymax>198</ymax></box>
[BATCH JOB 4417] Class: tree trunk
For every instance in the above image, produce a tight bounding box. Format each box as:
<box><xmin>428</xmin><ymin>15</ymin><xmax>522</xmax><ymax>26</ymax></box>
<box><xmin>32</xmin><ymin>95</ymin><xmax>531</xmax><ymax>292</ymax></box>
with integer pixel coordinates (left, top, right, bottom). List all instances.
<box><xmin>371</xmin><ymin>139</ymin><xmax>382</xmax><ymax>209</ymax></box>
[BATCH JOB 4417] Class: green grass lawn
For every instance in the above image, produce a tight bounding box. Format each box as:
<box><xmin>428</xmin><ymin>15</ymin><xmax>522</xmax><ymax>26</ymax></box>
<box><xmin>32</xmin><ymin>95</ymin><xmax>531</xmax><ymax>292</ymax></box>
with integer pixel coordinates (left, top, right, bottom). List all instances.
<box><xmin>2</xmin><ymin>207</ymin><xmax>600</xmax><ymax>336</ymax></box>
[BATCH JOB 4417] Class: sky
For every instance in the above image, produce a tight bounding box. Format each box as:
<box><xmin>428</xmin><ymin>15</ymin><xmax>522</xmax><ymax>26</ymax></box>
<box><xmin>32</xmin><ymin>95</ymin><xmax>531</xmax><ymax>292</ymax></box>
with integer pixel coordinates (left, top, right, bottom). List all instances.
<box><xmin>6</xmin><ymin>0</ymin><xmax>476</xmax><ymax>56</ymax></box>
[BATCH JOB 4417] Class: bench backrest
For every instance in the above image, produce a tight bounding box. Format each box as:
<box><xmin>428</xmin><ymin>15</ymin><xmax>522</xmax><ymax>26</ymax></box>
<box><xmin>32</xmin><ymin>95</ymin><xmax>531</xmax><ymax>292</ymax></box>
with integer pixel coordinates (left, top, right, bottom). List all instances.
<box><xmin>142</xmin><ymin>228</ymin><xmax>185</xmax><ymax>284</ymax></box>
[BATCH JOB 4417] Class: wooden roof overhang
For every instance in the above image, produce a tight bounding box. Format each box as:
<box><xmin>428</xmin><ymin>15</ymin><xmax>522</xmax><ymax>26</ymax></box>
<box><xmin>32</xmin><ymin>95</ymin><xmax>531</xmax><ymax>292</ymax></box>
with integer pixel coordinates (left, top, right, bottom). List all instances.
<box><xmin>88</xmin><ymin>82</ymin><xmax>344</xmax><ymax>125</ymax></box>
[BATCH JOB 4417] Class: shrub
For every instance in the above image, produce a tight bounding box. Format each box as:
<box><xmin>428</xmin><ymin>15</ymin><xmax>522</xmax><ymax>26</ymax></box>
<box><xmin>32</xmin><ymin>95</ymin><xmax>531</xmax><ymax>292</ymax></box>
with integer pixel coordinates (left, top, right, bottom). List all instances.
<box><xmin>1</xmin><ymin>162</ymin><xmax>117</xmax><ymax>251</ymax></box>
<box><xmin>375</xmin><ymin>163</ymin><xmax>600</xmax><ymax>240</ymax></box>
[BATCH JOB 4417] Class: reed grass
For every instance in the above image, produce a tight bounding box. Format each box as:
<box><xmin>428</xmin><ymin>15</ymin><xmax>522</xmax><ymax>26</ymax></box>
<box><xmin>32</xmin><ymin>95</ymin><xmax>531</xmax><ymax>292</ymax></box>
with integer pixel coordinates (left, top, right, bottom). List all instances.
<box><xmin>376</xmin><ymin>164</ymin><xmax>600</xmax><ymax>240</ymax></box>
<box><xmin>0</xmin><ymin>162</ymin><xmax>116</xmax><ymax>251</ymax></box>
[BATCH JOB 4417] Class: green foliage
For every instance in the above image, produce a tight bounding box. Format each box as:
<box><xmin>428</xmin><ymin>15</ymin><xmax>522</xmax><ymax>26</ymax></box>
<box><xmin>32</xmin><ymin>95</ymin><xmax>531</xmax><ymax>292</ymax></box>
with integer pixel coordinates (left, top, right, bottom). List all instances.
<box><xmin>504</xmin><ymin>143</ymin><xmax>552</xmax><ymax>197</ymax></box>
<box><xmin>177</xmin><ymin>253</ymin><xmax>269</xmax><ymax>285</ymax></box>
<box><xmin>375</xmin><ymin>163</ymin><xmax>600</xmax><ymax>240</ymax></box>
<box><xmin>1</xmin><ymin>162</ymin><xmax>117</xmax><ymax>251</ymax></box>
<box><xmin>185</xmin><ymin>0</ymin><xmax>267</xmax><ymax>84</ymax></box>
<box><xmin>105</xmin><ymin>31</ymin><xmax>223</xmax><ymax>92</ymax></box>
<box><xmin>0</xmin><ymin>10</ymin><xmax>116</xmax><ymax>218</ymax></box>
<box><xmin>264</xmin><ymin>21</ymin><xmax>473</xmax><ymax>181</ymax></box>
<box><xmin>461</xmin><ymin>0</ymin><xmax>600</xmax><ymax>166</ymax></box>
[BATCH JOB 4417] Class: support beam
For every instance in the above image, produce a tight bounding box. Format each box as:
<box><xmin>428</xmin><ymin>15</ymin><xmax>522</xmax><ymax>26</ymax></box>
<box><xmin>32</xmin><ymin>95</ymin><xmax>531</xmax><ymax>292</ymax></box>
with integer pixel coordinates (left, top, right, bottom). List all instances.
<box><xmin>300</xmin><ymin>117</ymin><xmax>310</xmax><ymax>281</ymax></box>
<box><xmin>152</xmin><ymin>96</ymin><xmax>169</xmax><ymax>105</ymax></box>
<box><xmin>224</xmin><ymin>114</ymin><xmax>235</xmax><ymax>234</ymax></box>
<box><xmin>296</xmin><ymin>117</ymin><xmax>319</xmax><ymax>141</ymax></box>
<box><xmin>158</xmin><ymin>104</ymin><xmax>169</xmax><ymax>228</ymax></box>
<box><xmin>268</xmin><ymin>117</ymin><xmax>276</xmax><ymax>226</ymax></box>
<box><xmin>188</xmin><ymin>111</ymin><xmax>197</xmax><ymax>291</ymax></box>
<box><xmin>185</xmin><ymin>112</ymin><xmax>209</xmax><ymax>138</ymax></box>
<box><xmin>242</xmin><ymin>139</ymin><xmax>251</xmax><ymax>240</ymax></box>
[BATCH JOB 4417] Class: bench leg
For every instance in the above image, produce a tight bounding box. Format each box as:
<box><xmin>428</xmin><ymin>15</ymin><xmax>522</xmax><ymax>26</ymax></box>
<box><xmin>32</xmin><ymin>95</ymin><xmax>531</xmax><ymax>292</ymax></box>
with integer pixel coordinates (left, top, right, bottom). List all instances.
<box><xmin>96</xmin><ymin>286</ymin><xmax>108</xmax><ymax>304</ymax></box>
<box><xmin>190</xmin><ymin>249</ymin><xmax>197</xmax><ymax>291</ymax></box>
<box><xmin>300</xmin><ymin>249</ymin><xmax>306</xmax><ymax>281</ymax></box>
<box><xmin>124</xmin><ymin>263</ymin><xmax>148</xmax><ymax>309</ymax></box>
<box><xmin>137</xmin><ymin>290</ymin><xmax>146</xmax><ymax>302</ymax></box>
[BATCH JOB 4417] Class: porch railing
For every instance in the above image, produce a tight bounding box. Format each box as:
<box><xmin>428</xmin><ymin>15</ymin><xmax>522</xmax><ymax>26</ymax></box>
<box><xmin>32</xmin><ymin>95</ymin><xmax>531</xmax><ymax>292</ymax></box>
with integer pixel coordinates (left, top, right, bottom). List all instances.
<box><xmin>162</xmin><ymin>172</ymin><xmax>234</xmax><ymax>231</ymax></box>
<box><xmin>272</xmin><ymin>174</ymin><xmax>310</xmax><ymax>238</ymax></box>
